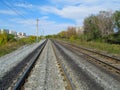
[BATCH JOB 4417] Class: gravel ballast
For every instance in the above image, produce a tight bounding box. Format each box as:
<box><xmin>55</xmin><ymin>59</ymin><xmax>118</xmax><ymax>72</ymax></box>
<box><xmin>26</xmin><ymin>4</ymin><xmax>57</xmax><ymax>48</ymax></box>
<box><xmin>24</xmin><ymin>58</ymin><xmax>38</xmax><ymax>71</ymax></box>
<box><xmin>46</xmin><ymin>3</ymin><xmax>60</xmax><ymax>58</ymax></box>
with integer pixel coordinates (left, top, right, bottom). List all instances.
<box><xmin>24</xmin><ymin>40</ymin><xmax>66</xmax><ymax>90</ymax></box>
<box><xmin>53</xmin><ymin>41</ymin><xmax>120</xmax><ymax>90</ymax></box>
<box><xmin>0</xmin><ymin>40</ymin><xmax>45</xmax><ymax>89</ymax></box>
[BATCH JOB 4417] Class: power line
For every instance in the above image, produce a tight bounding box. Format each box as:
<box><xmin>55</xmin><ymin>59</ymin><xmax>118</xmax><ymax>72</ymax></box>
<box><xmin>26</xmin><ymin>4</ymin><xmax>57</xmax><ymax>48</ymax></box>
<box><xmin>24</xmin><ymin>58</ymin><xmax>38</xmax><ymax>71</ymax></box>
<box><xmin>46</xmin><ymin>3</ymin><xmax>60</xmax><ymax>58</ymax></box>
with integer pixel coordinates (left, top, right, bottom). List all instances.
<box><xmin>4</xmin><ymin>0</ymin><xmax>37</xmax><ymax>20</ymax></box>
<box><xmin>14</xmin><ymin>1</ymin><xmax>35</xmax><ymax>19</ymax></box>
<box><xmin>0</xmin><ymin>0</ymin><xmax>28</xmax><ymax>20</ymax></box>
<box><xmin>0</xmin><ymin>0</ymin><xmax>40</xmax><ymax>36</ymax></box>
<box><xmin>2</xmin><ymin>0</ymin><xmax>39</xmax><ymax>24</ymax></box>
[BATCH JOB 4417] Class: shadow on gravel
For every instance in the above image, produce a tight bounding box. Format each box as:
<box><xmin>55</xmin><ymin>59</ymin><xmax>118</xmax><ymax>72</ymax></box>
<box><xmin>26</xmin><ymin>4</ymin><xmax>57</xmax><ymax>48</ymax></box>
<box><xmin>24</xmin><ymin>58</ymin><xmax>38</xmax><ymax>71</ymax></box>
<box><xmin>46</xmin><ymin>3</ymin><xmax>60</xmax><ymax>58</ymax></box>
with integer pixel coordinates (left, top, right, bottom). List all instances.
<box><xmin>0</xmin><ymin>50</ymin><xmax>37</xmax><ymax>89</ymax></box>
<box><xmin>0</xmin><ymin>43</ymin><xmax>44</xmax><ymax>90</ymax></box>
<box><xmin>54</xmin><ymin>41</ymin><xmax>103</xmax><ymax>90</ymax></box>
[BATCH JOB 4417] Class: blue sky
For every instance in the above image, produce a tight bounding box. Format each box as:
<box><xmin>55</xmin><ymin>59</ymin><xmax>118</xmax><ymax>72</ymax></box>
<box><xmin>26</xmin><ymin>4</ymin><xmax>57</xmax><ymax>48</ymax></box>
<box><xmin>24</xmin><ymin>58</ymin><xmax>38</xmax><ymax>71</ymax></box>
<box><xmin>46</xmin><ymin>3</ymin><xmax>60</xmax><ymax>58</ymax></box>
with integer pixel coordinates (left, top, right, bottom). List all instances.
<box><xmin>0</xmin><ymin>0</ymin><xmax>120</xmax><ymax>35</ymax></box>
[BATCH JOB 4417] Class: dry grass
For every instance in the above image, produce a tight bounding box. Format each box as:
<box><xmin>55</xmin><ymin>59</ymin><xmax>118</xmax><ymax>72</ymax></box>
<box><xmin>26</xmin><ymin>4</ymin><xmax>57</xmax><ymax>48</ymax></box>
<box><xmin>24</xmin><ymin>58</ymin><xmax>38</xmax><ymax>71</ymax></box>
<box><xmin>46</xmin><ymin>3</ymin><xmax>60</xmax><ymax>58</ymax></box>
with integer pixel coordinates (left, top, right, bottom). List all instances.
<box><xmin>63</xmin><ymin>39</ymin><xmax>120</xmax><ymax>56</ymax></box>
<box><xmin>0</xmin><ymin>42</ymin><xmax>22</xmax><ymax>57</ymax></box>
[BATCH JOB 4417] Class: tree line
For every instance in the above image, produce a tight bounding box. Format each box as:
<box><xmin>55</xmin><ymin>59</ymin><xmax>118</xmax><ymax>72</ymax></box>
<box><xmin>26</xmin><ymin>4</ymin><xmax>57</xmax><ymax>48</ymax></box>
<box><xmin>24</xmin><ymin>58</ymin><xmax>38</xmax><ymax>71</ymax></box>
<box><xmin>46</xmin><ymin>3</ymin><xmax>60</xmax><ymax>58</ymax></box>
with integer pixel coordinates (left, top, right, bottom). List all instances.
<box><xmin>83</xmin><ymin>10</ymin><xmax>120</xmax><ymax>43</ymax></box>
<box><xmin>46</xmin><ymin>10</ymin><xmax>120</xmax><ymax>44</ymax></box>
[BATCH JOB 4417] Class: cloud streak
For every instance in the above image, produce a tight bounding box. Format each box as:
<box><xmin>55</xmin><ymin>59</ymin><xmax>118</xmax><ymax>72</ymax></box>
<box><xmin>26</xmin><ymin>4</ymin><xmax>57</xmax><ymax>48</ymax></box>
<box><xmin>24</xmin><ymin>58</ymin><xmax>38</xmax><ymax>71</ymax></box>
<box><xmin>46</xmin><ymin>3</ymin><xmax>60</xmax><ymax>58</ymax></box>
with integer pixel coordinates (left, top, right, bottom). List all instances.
<box><xmin>14</xmin><ymin>3</ymin><xmax>34</xmax><ymax>8</ymax></box>
<box><xmin>39</xmin><ymin>0</ymin><xmax>120</xmax><ymax>25</ymax></box>
<box><xmin>7</xmin><ymin>17</ymin><xmax>74</xmax><ymax>35</ymax></box>
<box><xmin>0</xmin><ymin>10</ymin><xmax>18</xmax><ymax>15</ymax></box>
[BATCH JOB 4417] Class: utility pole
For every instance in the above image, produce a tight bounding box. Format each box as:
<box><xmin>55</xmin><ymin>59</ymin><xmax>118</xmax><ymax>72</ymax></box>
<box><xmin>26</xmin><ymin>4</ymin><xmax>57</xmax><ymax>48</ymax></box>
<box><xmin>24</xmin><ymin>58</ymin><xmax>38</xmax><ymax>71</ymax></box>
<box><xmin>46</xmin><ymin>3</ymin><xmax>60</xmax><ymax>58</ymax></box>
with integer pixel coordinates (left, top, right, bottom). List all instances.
<box><xmin>36</xmin><ymin>18</ymin><xmax>39</xmax><ymax>42</ymax></box>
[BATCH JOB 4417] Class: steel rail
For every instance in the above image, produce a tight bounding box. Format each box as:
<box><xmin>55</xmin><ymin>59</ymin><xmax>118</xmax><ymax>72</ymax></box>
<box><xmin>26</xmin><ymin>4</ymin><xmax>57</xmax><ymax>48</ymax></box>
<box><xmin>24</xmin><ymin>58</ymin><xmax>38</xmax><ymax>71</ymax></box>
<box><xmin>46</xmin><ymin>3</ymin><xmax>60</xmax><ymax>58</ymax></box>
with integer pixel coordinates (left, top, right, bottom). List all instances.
<box><xmin>56</xmin><ymin>40</ymin><xmax>120</xmax><ymax>75</ymax></box>
<box><xmin>80</xmin><ymin>51</ymin><xmax>120</xmax><ymax>74</ymax></box>
<box><xmin>51</xmin><ymin>41</ymin><xmax>75</xmax><ymax>90</ymax></box>
<box><xmin>58</xmin><ymin>40</ymin><xmax>120</xmax><ymax>61</ymax></box>
<box><xmin>13</xmin><ymin>40</ymin><xmax>47</xmax><ymax>90</ymax></box>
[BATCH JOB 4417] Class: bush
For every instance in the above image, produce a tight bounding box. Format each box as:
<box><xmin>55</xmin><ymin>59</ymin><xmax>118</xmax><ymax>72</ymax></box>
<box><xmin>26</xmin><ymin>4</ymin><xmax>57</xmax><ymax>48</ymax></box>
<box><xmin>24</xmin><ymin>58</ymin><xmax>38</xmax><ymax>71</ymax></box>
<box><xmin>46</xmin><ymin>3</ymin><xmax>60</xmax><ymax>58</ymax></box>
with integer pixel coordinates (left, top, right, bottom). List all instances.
<box><xmin>105</xmin><ymin>33</ymin><xmax>120</xmax><ymax>44</ymax></box>
<box><xmin>0</xmin><ymin>33</ymin><xmax>8</xmax><ymax>45</ymax></box>
<box><xmin>69</xmin><ymin>35</ymin><xmax>76</xmax><ymax>42</ymax></box>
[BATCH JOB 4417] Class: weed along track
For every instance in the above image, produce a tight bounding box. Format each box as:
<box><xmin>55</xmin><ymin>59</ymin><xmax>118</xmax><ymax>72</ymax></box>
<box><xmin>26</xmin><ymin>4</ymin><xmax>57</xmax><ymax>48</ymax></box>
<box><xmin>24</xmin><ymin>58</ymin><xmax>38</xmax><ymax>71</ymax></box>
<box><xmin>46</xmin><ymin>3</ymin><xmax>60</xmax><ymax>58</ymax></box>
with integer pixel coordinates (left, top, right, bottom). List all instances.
<box><xmin>56</xmin><ymin>40</ymin><xmax>120</xmax><ymax>76</ymax></box>
<box><xmin>52</xmin><ymin>40</ymin><xmax>120</xmax><ymax>90</ymax></box>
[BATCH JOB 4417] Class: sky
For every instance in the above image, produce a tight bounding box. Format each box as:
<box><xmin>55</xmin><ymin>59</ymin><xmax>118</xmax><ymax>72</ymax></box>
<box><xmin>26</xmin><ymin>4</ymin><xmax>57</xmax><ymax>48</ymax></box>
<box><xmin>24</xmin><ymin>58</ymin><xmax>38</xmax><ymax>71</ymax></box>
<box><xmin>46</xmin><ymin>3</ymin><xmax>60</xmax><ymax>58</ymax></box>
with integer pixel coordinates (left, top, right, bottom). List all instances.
<box><xmin>0</xmin><ymin>0</ymin><xmax>120</xmax><ymax>36</ymax></box>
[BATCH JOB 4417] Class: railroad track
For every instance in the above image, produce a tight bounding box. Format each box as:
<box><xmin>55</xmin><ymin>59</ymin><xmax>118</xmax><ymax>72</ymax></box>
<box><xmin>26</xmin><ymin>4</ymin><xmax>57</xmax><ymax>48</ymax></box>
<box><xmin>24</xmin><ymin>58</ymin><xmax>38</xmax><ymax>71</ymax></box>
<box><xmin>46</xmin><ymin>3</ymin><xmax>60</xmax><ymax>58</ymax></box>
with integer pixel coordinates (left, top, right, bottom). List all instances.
<box><xmin>12</xmin><ymin>40</ymin><xmax>47</xmax><ymax>90</ymax></box>
<box><xmin>55</xmin><ymin>40</ymin><xmax>120</xmax><ymax>76</ymax></box>
<box><xmin>0</xmin><ymin>40</ymin><xmax>47</xmax><ymax>90</ymax></box>
<box><xmin>52</xmin><ymin>42</ymin><xmax>75</xmax><ymax>90</ymax></box>
<box><xmin>13</xmin><ymin>40</ymin><xmax>74</xmax><ymax>90</ymax></box>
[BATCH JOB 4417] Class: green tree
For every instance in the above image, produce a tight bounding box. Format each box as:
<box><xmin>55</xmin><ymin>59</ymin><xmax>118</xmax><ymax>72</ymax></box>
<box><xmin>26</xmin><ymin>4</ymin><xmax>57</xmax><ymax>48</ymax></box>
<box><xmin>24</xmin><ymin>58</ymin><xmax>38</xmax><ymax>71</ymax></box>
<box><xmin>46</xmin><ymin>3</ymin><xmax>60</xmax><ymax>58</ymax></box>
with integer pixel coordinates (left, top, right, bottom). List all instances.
<box><xmin>67</xmin><ymin>27</ymin><xmax>77</xmax><ymax>39</ymax></box>
<box><xmin>84</xmin><ymin>15</ymin><xmax>101</xmax><ymax>40</ymax></box>
<box><xmin>0</xmin><ymin>33</ymin><xmax>8</xmax><ymax>45</ymax></box>
<box><xmin>8</xmin><ymin>34</ymin><xmax>16</xmax><ymax>42</ymax></box>
<box><xmin>113</xmin><ymin>10</ymin><xmax>120</xmax><ymax>33</ymax></box>
<box><xmin>58</xmin><ymin>31</ymin><xmax>66</xmax><ymax>38</ymax></box>
<box><xmin>97</xmin><ymin>11</ymin><xmax>114</xmax><ymax>36</ymax></box>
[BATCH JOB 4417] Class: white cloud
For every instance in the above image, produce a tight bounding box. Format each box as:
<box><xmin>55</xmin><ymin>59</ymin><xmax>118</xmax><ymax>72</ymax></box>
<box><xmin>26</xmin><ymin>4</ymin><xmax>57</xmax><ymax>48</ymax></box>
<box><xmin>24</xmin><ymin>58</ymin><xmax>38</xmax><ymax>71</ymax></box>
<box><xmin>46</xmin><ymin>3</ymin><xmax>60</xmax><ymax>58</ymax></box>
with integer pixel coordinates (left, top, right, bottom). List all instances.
<box><xmin>10</xmin><ymin>18</ymin><xmax>36</xmax><ymax>26</ymax></box>
<box><xmin>39</xmin><ymin>0</ymin><xmax>120</xmax><ymax>25</ymax></box>
<box><xmin>40</xmin><ymin>16</ymin><xmax>49</xmax><ymax>20</ymax></box>
<box><xmin>8</xmin><ymin>17</ymin><xmax>74</xmax><ymax>35</ymax></box>
<box><xmin>39</xmin><ymin>21</ymin><xmax>75</xmax><ymax>35</ymax></box>
<box><xmin>14</xmin><ymin>3</ymin><xmax>34</xmax><ymax>8</ymax></box>
<box><xmin>32</xmin><ymin>19</ymin><xmax>75</xmax><ymax>35</ymax></box>
<box><xmin>11</xmin><ymin>16</ymin><xmax>49</xmax><ymax>26</ymax></box>
<box><xmin>0</xmin><ymin>10</ymin><xmax>17</xmax><ymax>15</ymax></box>
<box><xmin>39</xmin><ymin>5</ymin><xmax>101</xmax><ymax>25</ymax></box>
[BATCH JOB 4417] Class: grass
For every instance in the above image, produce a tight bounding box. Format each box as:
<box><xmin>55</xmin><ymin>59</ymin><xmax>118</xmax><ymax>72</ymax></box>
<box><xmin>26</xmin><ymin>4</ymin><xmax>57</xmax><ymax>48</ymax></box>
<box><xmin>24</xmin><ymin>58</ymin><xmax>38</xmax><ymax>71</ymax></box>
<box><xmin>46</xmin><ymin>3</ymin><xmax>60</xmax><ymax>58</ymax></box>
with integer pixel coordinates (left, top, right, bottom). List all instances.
<box><xmin>0</xmin><ymin>42</ymin><xmax>23</xmax><ymax>57</ymax></box>
<box><xmin>0</xmin><ymin>35</ymin><xmax>39</xmax><ymax>57</ymax></box>
<box><xmin>62</xmin><ymin>39</ymin><xmax>120</xmax><ymax>56</ymax></box>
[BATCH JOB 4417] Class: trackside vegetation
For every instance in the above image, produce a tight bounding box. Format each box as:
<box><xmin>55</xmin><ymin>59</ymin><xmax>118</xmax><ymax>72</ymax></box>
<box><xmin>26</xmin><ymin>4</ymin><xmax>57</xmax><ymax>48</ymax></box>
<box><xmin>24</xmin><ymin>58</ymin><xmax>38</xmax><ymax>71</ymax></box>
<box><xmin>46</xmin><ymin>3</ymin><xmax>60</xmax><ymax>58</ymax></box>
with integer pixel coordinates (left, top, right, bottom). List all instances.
<box><xmin>0</xmin><ymin>33</ymin><xmax>38</xmax><ymax>57</ymax></box>
<box><xmin>46</xmin><ymin>10</ymin><xmax>120</xmax><ymax>56</ymax></box>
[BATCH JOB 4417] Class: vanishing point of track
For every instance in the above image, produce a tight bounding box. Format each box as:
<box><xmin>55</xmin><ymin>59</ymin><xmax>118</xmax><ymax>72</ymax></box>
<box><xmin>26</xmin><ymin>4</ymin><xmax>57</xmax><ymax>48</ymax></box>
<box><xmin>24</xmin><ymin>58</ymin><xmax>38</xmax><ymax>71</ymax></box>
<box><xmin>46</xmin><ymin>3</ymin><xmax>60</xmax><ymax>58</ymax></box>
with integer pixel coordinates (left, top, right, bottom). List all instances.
<box><xmin>13</xmin><ymin>40</ymin><xmax>74</xmax><ymax>90</ymax></box>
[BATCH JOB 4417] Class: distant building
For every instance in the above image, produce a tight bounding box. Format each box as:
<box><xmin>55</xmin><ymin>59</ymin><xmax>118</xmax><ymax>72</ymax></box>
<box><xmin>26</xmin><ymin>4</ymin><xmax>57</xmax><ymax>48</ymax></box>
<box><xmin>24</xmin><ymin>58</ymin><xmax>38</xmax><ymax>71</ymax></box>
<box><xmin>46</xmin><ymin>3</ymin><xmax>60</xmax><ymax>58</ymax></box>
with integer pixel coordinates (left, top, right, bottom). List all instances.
<box><xmin>22</xmin><ymin>32</ymin><xmax>26</xmax><ymax>36</ymax></box>
<box><xmin>0</xmin><ymin>29</ymin><xmax>9</xmax><ymax>34</ymax></box>
<box><xmin>9</xmin><ymin>30</ymin><xmax>17</xmax><ymax>36</ymax></box>
<box><xmin>0</xmin><ymin>28</ymin><xmax>26</xmax><ymax>38</ymax></box>
<box><xmin>17</xmin><ymin>32</ymin><xmax>26</xmax><ymax>38</ymax></box>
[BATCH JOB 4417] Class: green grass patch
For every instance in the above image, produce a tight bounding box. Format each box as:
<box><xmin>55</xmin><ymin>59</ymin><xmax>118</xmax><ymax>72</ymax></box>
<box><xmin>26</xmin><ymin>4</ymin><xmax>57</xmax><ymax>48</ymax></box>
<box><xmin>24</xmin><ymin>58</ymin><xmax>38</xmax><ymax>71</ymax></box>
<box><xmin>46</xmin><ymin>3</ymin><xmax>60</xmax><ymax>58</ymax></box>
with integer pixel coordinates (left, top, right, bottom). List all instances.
<box><xmin>0</xmin><ymin>36</ymin><xmax>38</xmax><ymax>57</ymax></box>
<box><xmin>0</xmin><ymin>42</ymin><xmax>22</xmax><ymax>57</ymax></box>
<box><xmin>61</xmin><ymin>39</ymin><xmax>120</xmax><ymax>56</ymax></box>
